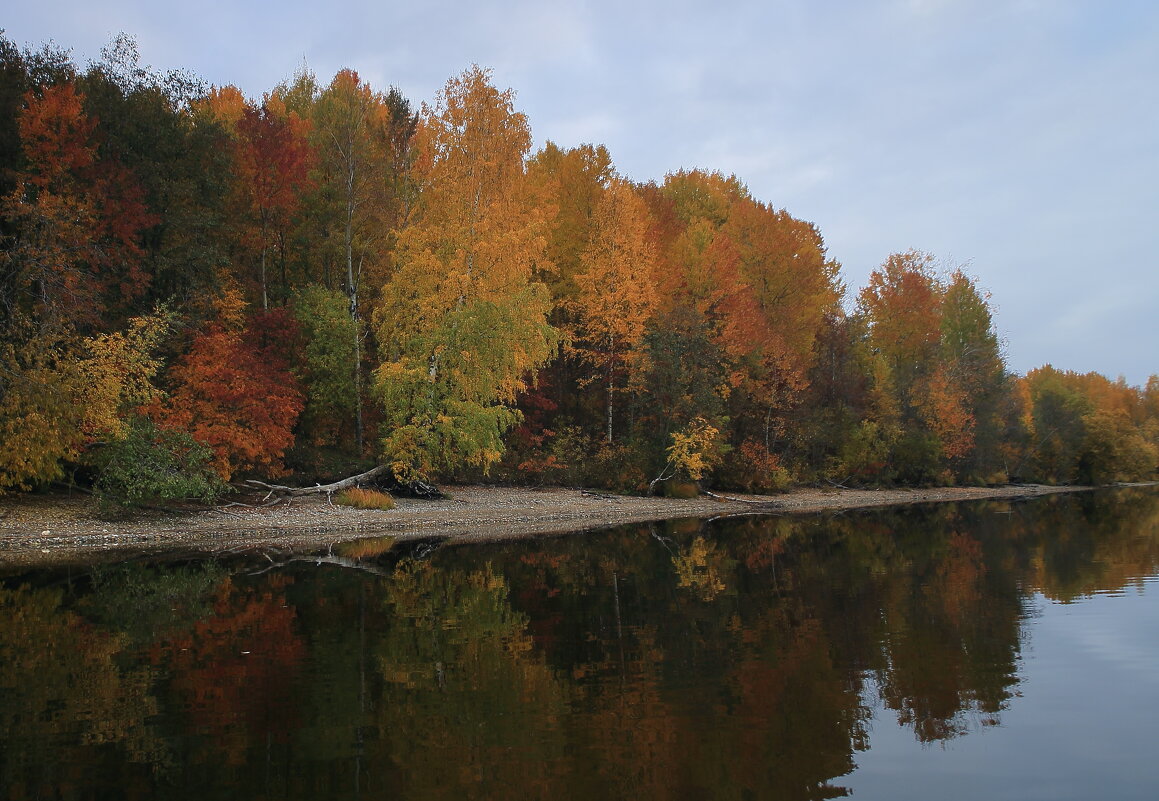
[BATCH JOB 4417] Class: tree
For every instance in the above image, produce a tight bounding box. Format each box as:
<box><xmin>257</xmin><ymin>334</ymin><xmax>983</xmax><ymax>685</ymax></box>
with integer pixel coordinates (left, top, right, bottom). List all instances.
<box><xmin>527</xmin><ymin>141</ymin><xmax>615</xmax><ymax>302</ymax></box>
<box><xmin>292</xmin><ymin>284</ymin><xmax>358</xmax><ymax>446</ymax></box>
<box><xmin>2</xmin><ymin>81</ymin><xmax>154</xmax><ymax>331</ymax></box>
<box><xmin>631</xmin><ymin>172</ymin><xmax>744</xmax><ymax>458</ymax></box>
<box><xmin>859</xmin><ymin>251</ymin><xmax>943</xmax><ymax>405</ymax></box>
<box><xmin>1024</xmin><ymin>367</ymin><xmax>1157</xmax><ymax>484</ymax></box>
<box><xmin>233</xmin><ymin>96</ymin><xmax>313</xmax><ymax>309</ymax></box>
<box><xmin>373</xmin><ymin>66</ymin><xmax>558</xmax><ymax>479</ymax></box>
<box><xmin>859</xmin><ymin>251</ymin><xmax>960</xmax><ymax>482</ymax></box>
<box><xmin>648</xmin><ymin>416</ymin><xmax>723</xmax><ymax>493</ymax></box>
<box><xmin>568</xmin><ymin>178</ymin><xmax>656</xmax><ymax>442</ymax></box>
<box><xmin>80</xmin><ymin>37</ymin><xmax>233</xmax><ymax>312</ymax></box>
<box><xmin>93</xmin><ymin>417</ymin><xmax>227</xmax><ymax>510</ymax></box>
<box><xmin>0</xmin><ymin>308</ymin><xmax>171</xmax><ymax>491</ymax></box>
<box><xmin>310</xmin><ymin>70</ymin><xmax>416</xmax><ymax>452</ymax></box>
<box><xmin>938</xmin><ymin>271</ymin><xmax>1012</xmax><ymax>481</ymax></box>
<box><xmin>0</xmin><ymin>79</ymin><xmax>164</xmax><ymax>489</ymax></box>
<box><xmin>711</xmin><ymin>198</ymin><xmax>843</xmax><ymax>468</ymax></box>
<box><xmin>158</xmin><ymin>291</ymin><xmax>303</xmax><ymax>479</ymax></box>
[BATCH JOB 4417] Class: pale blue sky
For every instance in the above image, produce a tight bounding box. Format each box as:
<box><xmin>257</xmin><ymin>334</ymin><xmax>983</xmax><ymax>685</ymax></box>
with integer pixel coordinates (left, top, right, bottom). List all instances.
<box><xmin>6</xmin><ymin>0</ymin><xmax>1157</xmax><ymax>384</ymax></box>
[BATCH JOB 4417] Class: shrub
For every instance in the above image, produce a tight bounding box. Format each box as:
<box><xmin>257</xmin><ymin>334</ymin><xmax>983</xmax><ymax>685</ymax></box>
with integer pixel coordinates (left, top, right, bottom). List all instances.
<box><xmin>94</xmin><ymin>417</ymin><xmax>229</xmax><ymax>513</ymax></box>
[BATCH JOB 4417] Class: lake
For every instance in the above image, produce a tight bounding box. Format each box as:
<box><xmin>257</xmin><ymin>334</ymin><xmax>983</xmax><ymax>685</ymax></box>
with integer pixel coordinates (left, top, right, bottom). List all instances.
<box><xmin>2</xmin><ymin>486</ymin><xmax>1157</xmax><ymax>799</ymax></box>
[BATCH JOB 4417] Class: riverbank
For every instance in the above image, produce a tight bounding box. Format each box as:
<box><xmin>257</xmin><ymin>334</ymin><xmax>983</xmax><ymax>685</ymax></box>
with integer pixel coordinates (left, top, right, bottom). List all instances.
<box><xmin>0</xmin><ymin>482</ymin><xmax>1111</xmax><ymax>569</ymax></box>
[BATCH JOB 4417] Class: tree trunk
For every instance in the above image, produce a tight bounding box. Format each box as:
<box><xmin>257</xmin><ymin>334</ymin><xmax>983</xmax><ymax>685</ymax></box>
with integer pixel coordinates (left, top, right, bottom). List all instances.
<box><xmin>345</xmin><ymin>174</ymin><xmax>364</xmax><ymax>453</ymax></box>
<box><xmin>606</xmin><ymin>335</ymin><xmax>615</xmax><ymax>444</ymax></box>
<box><xmin>245</xmin><ymin>464</ymin><xmax>391</xmax><ymax>496</ymax></box>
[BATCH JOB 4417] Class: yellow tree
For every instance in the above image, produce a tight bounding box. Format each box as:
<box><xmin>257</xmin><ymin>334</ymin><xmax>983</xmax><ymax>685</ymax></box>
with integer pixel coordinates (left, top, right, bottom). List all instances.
<box><xmin>568</xmin><ymin>178</ymin><xmax>656</xmax><ymax>442</ymax></box>
<box><xmin>373</xmin><ymin>65</ymin><xmax>557</xmax><ymax>479</ymax></box>
<box><xmin>527</xmin><ymin>141</ymin><xmax>614</xmax><ymax>304</ymax></box>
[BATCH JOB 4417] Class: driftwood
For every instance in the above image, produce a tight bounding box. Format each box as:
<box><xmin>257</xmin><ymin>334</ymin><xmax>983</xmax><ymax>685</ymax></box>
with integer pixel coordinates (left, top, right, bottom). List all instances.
<box><xmin>242</xmin><ymin>464</ymin><xmax>443</xmax><ymax>500</ymax></box>
<box><xmin>700</xmin><ymin>488</ymin><xmax>783</xmax><ymax>507</ymax></box>
<box><xmin>243</xmin><ymin>464</ymin><xmax>393</xmax><ymax>497</ymax></box>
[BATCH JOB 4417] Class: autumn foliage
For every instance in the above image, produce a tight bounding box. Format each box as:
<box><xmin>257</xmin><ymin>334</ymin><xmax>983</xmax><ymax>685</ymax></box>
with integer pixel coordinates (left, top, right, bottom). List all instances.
<box><xmin>0</xmin><ymin>34</ymin><xmax>1154</xmax><ymax>499</ymax></box>
<box><xmin>157</xmin><ymin>301</ymin><xmax>303</xmax><ymax>479</ymax></box>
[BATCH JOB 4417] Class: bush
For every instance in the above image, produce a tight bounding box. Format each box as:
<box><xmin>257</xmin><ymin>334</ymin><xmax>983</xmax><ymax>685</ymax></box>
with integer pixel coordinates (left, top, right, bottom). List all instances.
<box><xmin>94</xmin><ymin>417</ymin><xmax>229</xmax><ymax>513</ymax></box>
<box><xmin>718</xmin><ymin>440</ymin><xmax>793</xmax><ymax>493</ymax></box>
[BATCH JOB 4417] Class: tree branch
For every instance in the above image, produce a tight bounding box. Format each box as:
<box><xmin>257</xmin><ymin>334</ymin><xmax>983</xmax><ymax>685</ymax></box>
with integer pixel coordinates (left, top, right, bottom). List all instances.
<box><xmin>243</xmin><ymin>464</ymin><xmax>391</xmax><ymax>497</ymax></box>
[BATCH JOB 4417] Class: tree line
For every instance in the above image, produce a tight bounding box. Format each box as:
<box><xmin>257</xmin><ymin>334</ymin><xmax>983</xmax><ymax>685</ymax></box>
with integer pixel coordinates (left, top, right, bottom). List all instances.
<box><xmin>1</xmin><ymin>33</ymin><xmax>1155</xmax><ymax>506</ymax></box>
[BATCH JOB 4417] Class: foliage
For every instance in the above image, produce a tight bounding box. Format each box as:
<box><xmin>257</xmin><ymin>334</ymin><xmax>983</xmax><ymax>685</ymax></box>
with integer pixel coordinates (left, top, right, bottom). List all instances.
<box><xmin>376</xmin><ymin>292</ymin><xmax>556</xmax><ymax>480</ymax></box>
<box><xmin>292</xmin><ymin>285</ymin><xmax>358</xmax><ymax>446</ymax></box>
<box><xmin>667</xmin><ymin>417</ymin><xmax>724</xmax><ymax>480</ymax></box>
<box><xmin>567</xmin><ymin>178</ymin><xmax>656</xmax><ymax>442</ymax></box>
<box><xmin>0</xmin><ymin>333</ymin><xmax>87</xmax><ymax>489</ymax></box>
<box><xmin>158</xmin><ymin>301</ymin><xmax>303</xmax><ymax>480</ymax></box>
<box><xmin>0</xmin><ymin>35</ymin><xmax>1152</xmax><ymax>495</ymax></box>
<box><xmin>93</xmin><ymin>416</ymin><xmax>228</xmax><ymax>511</ymax></box>
<box><xmin>1024</xmin><ymin>366</ymin><xmax>1157</xmax><ymax>485</ymax></box>
<box><xmin>373</xmin><ymin>66</ymin><xmax>558</xmax><ymax>479</ymax></box>
<box><xmin>650</xmin><ymin>416</ymin><xmax>724</xmax><ymax>493</ymax></box>
<box><xmin>76</xmin><ymin>307</ymin><xmax>173</xmax><ymax>441</ymax></box>
<box><xmin>0</xmin><ymin>309</ymin><xmax>171</xmax><ymax>491</ymax></box>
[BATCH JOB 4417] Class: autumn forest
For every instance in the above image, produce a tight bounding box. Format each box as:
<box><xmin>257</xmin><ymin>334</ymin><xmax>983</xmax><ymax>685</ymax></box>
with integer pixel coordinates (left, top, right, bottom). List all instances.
<box><xmin>2</xmin><ymin>34</ymin><xmax>1156</xmax><ymax>507</ymax></box>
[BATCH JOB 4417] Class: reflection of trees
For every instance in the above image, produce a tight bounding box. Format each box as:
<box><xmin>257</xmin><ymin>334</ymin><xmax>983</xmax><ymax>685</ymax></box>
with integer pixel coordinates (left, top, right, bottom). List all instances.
<box><xmin>731</xmin><ymin>508</ymin><xmax>1021</xmax><ymax>745</ymax></box>
<box><xmin>672</xmin><ymin>535</ymin><xmax>733</xmax><ymax>601</ymax></box>
<box><xmin>489</xmin><ymin>522</ymin><xmax>870</xmax><ymax>800</ymax></box>
<box><xmin>0</xmin><ymin>584</ymin><xmax>165</xmax><ymax>795</ymax></box>
<box><xmin>80</xmin><ymin>560</ymin><xmax>226</xmax><ymax>641</ymax></box>
<box><xmin>369</xmin><ymin>558</ymin><xmax>571</xmax><ymax>798</ymax></box>
<box><xmin>154</xmin><ymin>575</ymin><xmax>307</xmax><ymax>768</ymax></box>
<box><xmin>3</xmin><ymin>487</ymin><xmax>1158</xmax><ymax>797</ymax></box>
<box><xmin>872</xmin><ymin>528</ymin><xmax>1016</xmax><ymax>742</ymax></box>
<box><xmin>1021</xmin><ymin>489</ymin><xmax>1159</xmax><ymax>601</ymax></box>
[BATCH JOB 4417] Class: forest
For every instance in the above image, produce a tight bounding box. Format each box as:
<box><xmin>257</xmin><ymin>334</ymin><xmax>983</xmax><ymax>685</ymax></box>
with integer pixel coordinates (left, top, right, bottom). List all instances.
<box><xmin>1</xmin><ymin>33</ymin><xmax>1156</xmax><ymax>508</ymax></box>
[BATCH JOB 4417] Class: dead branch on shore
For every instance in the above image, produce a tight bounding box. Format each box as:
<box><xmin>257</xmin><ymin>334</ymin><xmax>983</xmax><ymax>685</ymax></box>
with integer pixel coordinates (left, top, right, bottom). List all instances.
<box><xmin>700</xmin><ymin>489</ymin><xmax>783</xmax><ymax>507</ymax></box>
<box><xmin>241</xmin><ymin>464</ymin><xmax>444</xmax><ymax>500</ymax></box>
<box><xmin>243</xmin><ymin>464</ymin><xmax>393</xmax><ymax>497</ymax></box>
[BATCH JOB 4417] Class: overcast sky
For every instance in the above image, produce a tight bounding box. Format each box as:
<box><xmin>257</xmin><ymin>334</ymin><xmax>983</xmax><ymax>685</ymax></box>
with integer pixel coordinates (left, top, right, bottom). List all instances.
<box><xmin>6</xmin><ymin>0</ymin><xmax>1157</xmax><ymax>385</ymax></box>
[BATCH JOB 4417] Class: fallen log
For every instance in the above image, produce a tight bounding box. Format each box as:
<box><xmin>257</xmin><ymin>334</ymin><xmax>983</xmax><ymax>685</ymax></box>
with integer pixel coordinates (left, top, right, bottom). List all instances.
<box><xmin>700</xmin><ymin>488</ymin><xmax>783</xmax><ymax>507</ymax></box>
<box><xmin>242</xmin><ymin>464</ymin><xmax>445</xmax><ymax>500</ymax></box>
<box><xmin>243</xmin><ymin>464</ymin><xmax>392</xmax><ymax>497</ymax></box>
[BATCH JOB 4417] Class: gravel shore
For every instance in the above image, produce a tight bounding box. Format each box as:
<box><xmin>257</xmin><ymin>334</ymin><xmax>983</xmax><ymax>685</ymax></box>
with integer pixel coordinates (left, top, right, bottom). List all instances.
<box><xmin>0</xmin><ymin>482</ymin><xmax>1097</xmax><ymax>569</ymax></box>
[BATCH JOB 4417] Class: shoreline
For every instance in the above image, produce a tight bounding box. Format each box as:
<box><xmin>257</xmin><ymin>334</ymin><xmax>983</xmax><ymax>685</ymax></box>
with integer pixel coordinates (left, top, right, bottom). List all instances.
<box><xmin>0</xmin><ymin>482</ymin><xmax>1124</xmax><ymax>570</ymax></box>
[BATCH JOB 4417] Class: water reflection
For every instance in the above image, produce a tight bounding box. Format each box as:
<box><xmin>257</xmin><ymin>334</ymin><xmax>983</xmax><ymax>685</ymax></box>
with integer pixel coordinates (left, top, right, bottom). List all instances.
<box><xmin>1</xmin><ymin>487</ymin><xmax>1157</xmax><ymax>799</ymax></box>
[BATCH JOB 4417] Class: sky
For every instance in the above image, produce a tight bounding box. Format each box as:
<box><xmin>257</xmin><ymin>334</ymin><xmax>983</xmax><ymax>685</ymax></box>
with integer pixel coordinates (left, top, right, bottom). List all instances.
<box><xmin>5</xmin><ymin>0</ymin><xmax>1158</xmax><ymax>385</ymax></box>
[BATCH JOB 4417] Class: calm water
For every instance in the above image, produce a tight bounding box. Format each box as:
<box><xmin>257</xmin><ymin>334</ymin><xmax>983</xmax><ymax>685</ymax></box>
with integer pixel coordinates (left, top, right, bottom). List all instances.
<box><xmin>2</xmin><ymin>487</ymin><xmax>1158</xmax><ymax>800</ymax></box>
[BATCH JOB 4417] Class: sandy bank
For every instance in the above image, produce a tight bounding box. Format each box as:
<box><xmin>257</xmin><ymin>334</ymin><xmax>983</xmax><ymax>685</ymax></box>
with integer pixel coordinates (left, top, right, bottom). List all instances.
<box><xmin>0</xmin><ymin>482</ymin><xmax>1109</xmax><ymax>570</ymax></box>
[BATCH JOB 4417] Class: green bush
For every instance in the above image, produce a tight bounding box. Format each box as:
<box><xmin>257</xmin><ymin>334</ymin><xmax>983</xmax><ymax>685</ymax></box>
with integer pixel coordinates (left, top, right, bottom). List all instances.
<box><xmin>94</xmin><ymin>417</ymin><xmax>229</xmax><ymax>513</ymax></box>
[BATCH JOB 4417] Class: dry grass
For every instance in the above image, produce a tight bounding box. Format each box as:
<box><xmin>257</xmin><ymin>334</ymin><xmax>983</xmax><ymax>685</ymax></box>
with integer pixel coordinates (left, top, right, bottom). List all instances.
<box><xmin>334</xmin><ymin>487</ymin><xmax>396</xmax><ymax>510</ymax></box>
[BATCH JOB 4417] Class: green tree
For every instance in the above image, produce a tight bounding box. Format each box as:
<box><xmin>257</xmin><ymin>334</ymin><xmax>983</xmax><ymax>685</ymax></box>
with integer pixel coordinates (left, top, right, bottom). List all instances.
<box><xmin>293</xmin><ymin>284</ymin><xmax>359</xmax><ymax>447</ymax></box>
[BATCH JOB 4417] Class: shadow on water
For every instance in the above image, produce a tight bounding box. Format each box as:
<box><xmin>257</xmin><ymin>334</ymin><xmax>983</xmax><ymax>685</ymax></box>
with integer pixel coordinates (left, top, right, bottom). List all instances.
<box><xmin>2</xmin><ymin>486</ymin><xmax>1158</xmax><ymax>799</ymax></box>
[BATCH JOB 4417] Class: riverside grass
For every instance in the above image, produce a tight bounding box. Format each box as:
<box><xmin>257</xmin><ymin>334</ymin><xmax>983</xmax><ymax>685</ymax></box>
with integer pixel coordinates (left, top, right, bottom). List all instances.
<box><xmin>334</xmin><ymin>487</ymin><xmax>396</xmax><ymax>510</ymax></box>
